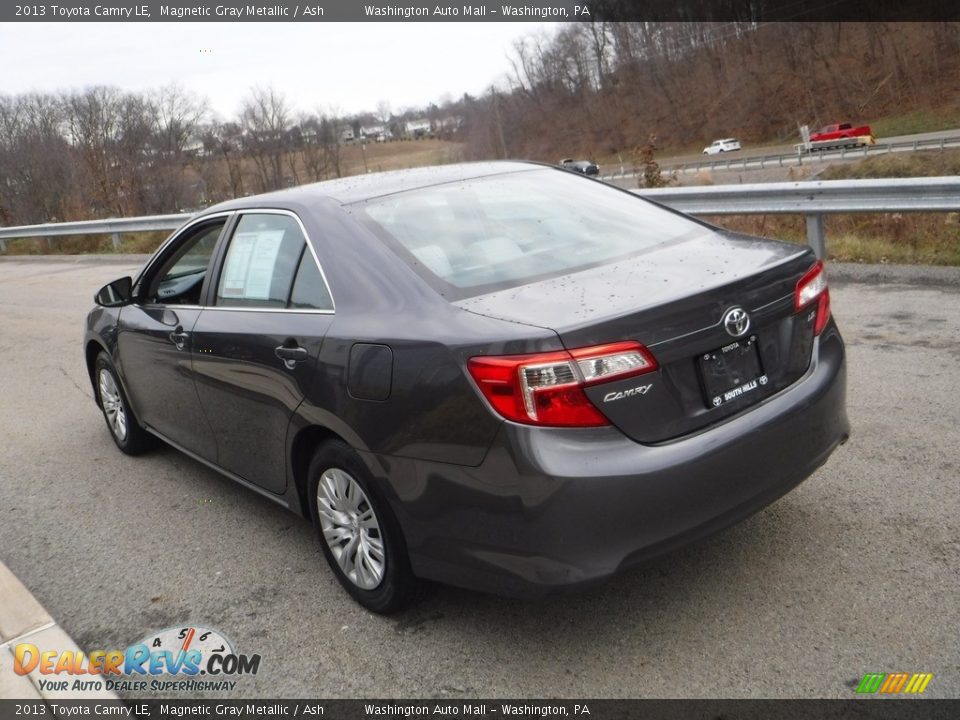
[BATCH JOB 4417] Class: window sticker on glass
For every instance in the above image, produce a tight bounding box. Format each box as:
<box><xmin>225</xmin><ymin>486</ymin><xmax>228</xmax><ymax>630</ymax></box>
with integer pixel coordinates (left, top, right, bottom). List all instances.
<box><xmin>221</xmin><ymin>230</ymin><xmax>284</xmax><ymax>299</ymax></box>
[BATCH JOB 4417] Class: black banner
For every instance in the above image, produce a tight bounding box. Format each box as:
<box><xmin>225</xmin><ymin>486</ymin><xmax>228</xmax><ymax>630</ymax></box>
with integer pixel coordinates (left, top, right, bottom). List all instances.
<box><xmin>2</xmin><ymin>0</ymin><xmax>959</xmax><ymax>23</ymax></box>
<box><xmin>2</xmin><ymin>700</ymin><xmax>959</xmax><ymax>719</ymax></box>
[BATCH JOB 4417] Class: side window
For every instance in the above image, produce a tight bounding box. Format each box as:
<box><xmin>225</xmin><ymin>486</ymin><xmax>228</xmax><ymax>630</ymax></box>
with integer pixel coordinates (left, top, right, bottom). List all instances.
<box><xmin>216</xmin><ymin>214</ymin><xmax>305</xmax><ymax>309</ymax></box>
<box><xmin>290</xmin><ymin>250</ymin><xmax>334</xmax><ymax>311</ymax></box>
<box><xmin>146</xmin><ymin>219</ymin><xmax>226</xmax><ymax>305</ymax></box>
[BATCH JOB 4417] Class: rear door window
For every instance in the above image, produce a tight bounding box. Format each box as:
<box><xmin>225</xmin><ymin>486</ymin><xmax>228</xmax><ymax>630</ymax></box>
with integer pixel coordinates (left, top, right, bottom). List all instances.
<box><xmin>290</xmin><ymin>249</ymin><xmax>334</xmax><ymax>311</ymax></box>
<box><xmin>215</xmin><ymin>212</ymin><xmax>331</xmax><ymax>310</ymax></box>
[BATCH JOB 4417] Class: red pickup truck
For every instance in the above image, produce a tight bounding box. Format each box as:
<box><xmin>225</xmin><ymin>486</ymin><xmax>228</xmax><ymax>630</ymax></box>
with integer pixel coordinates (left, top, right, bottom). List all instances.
<box><xmin>810</xmin><ymin>122</ymin><xmax>874</xmax><ymax>142</ymax></box>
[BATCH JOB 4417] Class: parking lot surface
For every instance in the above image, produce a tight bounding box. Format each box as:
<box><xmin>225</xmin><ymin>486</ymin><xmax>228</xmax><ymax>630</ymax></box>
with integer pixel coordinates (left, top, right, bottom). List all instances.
<box><xmin>0</xmin><ymin>256</ymin><xmax>957</xmax><ymax>698</ymax></box>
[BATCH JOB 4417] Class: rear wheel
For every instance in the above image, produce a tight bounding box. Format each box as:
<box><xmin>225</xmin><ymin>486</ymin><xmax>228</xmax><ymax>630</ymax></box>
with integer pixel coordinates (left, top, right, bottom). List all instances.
<box><xmin>308</xmin><ymin>440</ymin><xmax>417</xmax><ymax>613</ymax></box>
<box><xmin>94</xmin><ymin>352</ymin><xmax>154</xmax><ymax>455</ymax></box>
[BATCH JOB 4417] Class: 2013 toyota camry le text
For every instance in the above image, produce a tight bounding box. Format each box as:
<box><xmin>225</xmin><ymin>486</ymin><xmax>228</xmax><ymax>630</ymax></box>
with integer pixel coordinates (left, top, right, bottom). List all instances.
<box><xmin>84</xmin><ymin>161</ymin><xmax>849</xmax><ymax>613</ymax></box>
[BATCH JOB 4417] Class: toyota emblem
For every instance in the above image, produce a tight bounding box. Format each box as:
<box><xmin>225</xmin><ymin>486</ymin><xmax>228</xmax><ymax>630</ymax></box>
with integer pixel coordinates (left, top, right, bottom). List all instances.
<box><xmin>723</xmin><ymin>307</ymin><xmax>750</xmax><ymax>338</ymax></box>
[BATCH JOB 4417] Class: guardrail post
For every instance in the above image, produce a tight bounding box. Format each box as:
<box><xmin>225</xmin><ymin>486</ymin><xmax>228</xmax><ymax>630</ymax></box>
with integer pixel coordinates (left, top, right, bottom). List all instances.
<box><xmin>0</xmin><ymin>239</ymin><xmax>6</xmax><ymax>253</ymax></box>
<box><xmin>111</xmin><ymin>232</ymin><xmax>121</xmax><ymax>251</ymax></box>
<box><xmin>805</xmin><ymin>214</ymin><xmax>826</xmax><ymax>259</ymax></box>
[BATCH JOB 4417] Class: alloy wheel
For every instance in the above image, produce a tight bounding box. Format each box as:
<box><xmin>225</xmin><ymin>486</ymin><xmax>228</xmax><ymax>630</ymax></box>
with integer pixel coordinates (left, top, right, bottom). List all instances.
<box><xmin>315</xmin><ymin>468</ymin><xmax>385</xmax><ymax>590</ymax></box>
<box><xmin>98</xmin><ymin>369</ymin><xmax>128</xmax><ymax>442</ymax></box>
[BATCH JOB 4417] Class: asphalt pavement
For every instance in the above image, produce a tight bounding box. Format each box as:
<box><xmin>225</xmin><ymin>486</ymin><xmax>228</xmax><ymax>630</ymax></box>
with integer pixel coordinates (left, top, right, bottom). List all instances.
<box><xmin>0</xmin><ymin>256</ymin><xmax>957</xmax><ymax>699</ymax></box>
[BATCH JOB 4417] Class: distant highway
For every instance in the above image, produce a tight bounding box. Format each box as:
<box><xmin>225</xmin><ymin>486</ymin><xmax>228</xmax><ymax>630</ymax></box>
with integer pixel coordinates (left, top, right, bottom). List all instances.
<box><xmin>601</xmin><ymin>127</ymin><xmax>960</xmax><ymax>180</ymax></box>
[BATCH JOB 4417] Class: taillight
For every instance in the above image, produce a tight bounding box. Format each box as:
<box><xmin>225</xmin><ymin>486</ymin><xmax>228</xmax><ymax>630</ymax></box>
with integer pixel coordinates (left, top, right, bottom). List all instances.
<box><xmin>467</xmin><ymin>341</ymin><xmax>658</xmax><ymax>427</ymax></box>
<box><xmin>796</xmin><ymin>260</ymin><xmax>831</xmax><ymax>336</ymax></box>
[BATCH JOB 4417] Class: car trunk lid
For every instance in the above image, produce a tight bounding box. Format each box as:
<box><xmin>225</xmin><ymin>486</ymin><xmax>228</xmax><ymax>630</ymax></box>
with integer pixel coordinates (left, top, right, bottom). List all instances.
<box><xmin>457</xmin><ymin>231</ymin><xmax>820</xmax><ymax>443</ymax></box>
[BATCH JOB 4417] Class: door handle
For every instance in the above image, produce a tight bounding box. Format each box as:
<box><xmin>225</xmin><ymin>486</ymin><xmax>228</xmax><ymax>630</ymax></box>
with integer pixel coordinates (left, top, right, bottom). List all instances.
<box><xmin>169</xmin><ymin>328</ymin><xmax>189</xmax><ymax>350</ymax></box>
<box><xmin>275</xmin><ymin>344</ymin><xmax>308</xmax><ymax>363</ymax></box>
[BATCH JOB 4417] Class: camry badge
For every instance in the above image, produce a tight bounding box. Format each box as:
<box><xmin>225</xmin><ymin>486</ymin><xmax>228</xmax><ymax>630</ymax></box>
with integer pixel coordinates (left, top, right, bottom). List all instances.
<box><xmin>723</xmin><ymin>307</ymin><xmax>750</xmax><ymax>338</ymax></box>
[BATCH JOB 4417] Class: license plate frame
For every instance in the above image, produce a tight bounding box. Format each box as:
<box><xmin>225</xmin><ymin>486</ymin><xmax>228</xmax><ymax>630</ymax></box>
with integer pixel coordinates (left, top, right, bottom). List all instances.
<box><xmin>698</xmin><ymin>336</ymin><xmax>768</xmax><ymax>408</ymax></box>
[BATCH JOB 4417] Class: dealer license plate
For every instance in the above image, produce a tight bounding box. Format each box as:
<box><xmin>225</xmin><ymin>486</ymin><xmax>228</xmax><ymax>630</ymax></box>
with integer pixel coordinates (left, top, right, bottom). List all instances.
<box><xmin>698</xmin><ymin>336</ymin><xmax>768</xmax><ymax>408</ymax></box>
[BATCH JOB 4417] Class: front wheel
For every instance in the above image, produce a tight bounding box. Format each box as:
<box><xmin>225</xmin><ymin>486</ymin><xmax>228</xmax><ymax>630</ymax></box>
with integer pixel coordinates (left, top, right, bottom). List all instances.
<box><xmin>308</xmin><ymin>440</ymin><xmax>418</xmax><ymax>613</ymax></box>
<box><xmin>94</xmin><ymin>352</ymin><xmax>154</xmax><ymax>455</ymax></box>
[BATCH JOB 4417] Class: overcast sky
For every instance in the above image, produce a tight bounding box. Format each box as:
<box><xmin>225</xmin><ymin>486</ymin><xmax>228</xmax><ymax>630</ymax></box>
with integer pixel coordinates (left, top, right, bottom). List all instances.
<box><xmin>0</xmin><ymin>22</ymin><xmax>553</xmax><ymax>118</ymax></box>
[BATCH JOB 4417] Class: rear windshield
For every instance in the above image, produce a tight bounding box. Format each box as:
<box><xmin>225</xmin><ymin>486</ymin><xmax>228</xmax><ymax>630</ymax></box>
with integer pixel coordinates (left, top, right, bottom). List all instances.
<box><xmin>351</xmin><ymin>169</ymin><xmax>706</xmax><ymax>299</ymax></box>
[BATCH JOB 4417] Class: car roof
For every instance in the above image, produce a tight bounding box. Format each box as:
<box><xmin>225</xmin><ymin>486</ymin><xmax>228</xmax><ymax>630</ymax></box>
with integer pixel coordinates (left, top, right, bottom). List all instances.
<box><xmin>205</xmin><ymin>161</ymin><xmax>542</xmax><ymax>211</ymax></box>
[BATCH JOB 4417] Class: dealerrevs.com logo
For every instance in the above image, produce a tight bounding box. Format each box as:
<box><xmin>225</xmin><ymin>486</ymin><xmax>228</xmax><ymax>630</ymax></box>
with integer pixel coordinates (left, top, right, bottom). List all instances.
<box><xmin>14</xmin><ymin>625</ymin><xmax>261</xmax><ymax>693</ymax></box>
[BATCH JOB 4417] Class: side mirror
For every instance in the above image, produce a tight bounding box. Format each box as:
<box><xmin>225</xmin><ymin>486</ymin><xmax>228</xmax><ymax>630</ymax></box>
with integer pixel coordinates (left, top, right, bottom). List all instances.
<box><xmin>95</xmin><ymin>276</ymin><xmax>134</xmax><ymax>307</ymax></box>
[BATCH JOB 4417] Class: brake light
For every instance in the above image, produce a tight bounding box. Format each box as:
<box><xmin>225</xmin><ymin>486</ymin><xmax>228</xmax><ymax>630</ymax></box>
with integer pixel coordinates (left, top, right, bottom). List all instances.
<box><xmin>467</xmin><ymin>341</ymin><xmax>658</xmax><ymax>427</ymax></box>
<box><xmin>796</xmin><ymin>260</ymin><xmax>831</xmax><ymax>336</ymax></box>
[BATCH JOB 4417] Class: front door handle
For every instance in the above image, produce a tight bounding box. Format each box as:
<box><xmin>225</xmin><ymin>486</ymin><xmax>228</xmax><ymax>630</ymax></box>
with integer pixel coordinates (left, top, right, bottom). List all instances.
<box><xmin>169</xmin><ymin>328</ymin><xmax>189</xmax><ymax>350</ymax></box>
<box><xmin>275</xmin><ymin>344</ymin><xmax>308</xmax><ymax>364</ymax></box>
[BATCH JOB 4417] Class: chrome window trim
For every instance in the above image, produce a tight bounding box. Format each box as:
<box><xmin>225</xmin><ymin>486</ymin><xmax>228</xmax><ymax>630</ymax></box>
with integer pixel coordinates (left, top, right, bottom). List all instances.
<box><xmin>213</xmin><ymin>207</ymin><xmax>336</xmax><ymax>314</ymax></box>
<box><xmin>136</xmin><ymin>304</ymin><xmax>205</xmax><ymax>311</ymax></box>
<box><xmin>201</xmin><ymin>306</ymin><xmax>335</xmax><ymax>316</ymax></box>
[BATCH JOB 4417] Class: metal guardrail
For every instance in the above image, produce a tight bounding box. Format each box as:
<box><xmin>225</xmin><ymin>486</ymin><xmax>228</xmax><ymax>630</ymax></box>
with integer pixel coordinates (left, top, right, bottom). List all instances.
<box><xmin>633</xmin><ymin>176</ymin><xmax>960</xmax><ymax>257</ymax></box>
<box><xmin>1</xmin><ymin>177</ymin><xmax>959</xmax><ymax>259</ymax></box>
<box><xmin>602</xmin><ymin>134</ymin><xmax>960</xmax><ymax>179</ymax></box>
<box><xmin>0</xmin><ymin>213</ymin><xmax>189</xmax><ymax>252</ymax></box>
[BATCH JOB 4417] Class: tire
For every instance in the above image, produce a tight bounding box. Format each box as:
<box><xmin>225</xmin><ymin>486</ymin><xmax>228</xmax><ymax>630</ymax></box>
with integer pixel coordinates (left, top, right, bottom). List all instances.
<box><xmin>308</xmin><ymin>440</ymin><xmax>417</xmax><ymax>613</ymax></box>
<box><xmin>94</xmin><ymin>352</ymin><xmax>154</xmax><ymax>455</ymax></box>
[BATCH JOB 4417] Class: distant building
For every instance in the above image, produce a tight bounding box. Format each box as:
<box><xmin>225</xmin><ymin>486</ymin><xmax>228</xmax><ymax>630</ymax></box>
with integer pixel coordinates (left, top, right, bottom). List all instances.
<box><xmin>404</xmin><ymin>119</ymin><xmax>432</xmax><ymax>138</ymax></box>
<box><xmin>360</xmin><ymin>124</ymin><xmax>389</xmax><ymax>142</ymax></box>
<box><xmin>435</xmin><ymin>116</ymin><xmax>462</xmax><ymax>133</ymax></box>
<box><xmin>184</xmin><ymin>139</ymin><xmax>206</xmax><ymax>156</ymax></box>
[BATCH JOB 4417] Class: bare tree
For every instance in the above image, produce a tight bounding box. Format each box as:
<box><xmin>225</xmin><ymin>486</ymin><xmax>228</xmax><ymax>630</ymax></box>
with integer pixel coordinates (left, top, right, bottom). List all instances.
<box><xmin>376</xmin><ymin>100</ymin><xmax>392</xmax><ymax>127</ymax></box>
<box><xmin>147</xmin><ymin>85</ymin><xmax>210</xmax><ymax>210</ymax></box>
<box><xmin>241</xmin><ymin>86</ymin><xmax>292</xmax><ymax>192</ymax></box>
<box><xmin>63</xmin><ymin>86</ymin><xmax>126</xmax><ymax>215</ymax></box>
<box><xmin>153</xmin><ymin>84</ymin><xmax>208</xmax><ymax>156</ymax></box>
<box><xmin>0</xmin><ymin>93</ymin><xmax>78</xmax><ymax>224</ymax></box>
<box><xmin>203</xmin><ymin>121</ymin><xmax>246</xmax><ymax>198</ymax></box>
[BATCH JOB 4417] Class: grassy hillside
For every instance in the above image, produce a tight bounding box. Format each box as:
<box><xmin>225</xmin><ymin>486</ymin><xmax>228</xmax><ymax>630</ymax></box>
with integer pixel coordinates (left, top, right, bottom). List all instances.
<box><xmin>463</xmin><ymin>23</ymin><xmax>960</xmax><ymax>163</ymax></box>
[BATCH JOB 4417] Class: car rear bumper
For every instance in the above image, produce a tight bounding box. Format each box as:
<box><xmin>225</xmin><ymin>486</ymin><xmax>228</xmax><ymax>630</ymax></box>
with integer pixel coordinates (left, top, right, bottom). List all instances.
<box><xmin>366</xmin><ymin>325</ymin><xmax>849</xmax><ymax>598</ymax></box>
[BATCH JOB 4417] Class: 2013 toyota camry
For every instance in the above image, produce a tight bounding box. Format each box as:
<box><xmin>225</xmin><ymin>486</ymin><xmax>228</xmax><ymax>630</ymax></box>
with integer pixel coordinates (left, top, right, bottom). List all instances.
<box><xmin>84</xmin><ymin>162</ymin><xmax>849</xmax><ymax>612</ymax></box>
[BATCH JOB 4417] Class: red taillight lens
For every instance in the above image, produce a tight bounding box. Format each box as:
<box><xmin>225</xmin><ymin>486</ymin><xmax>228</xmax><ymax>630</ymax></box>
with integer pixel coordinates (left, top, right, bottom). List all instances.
<box><xmin>467</xmin><ymin>341</ymin><xmax>658</xmax><ymax>427</ymax></box>
<box><xmin>796</xmin><ymin>260</ymin><xmax>831</xmax><ymax>336</ymax></box>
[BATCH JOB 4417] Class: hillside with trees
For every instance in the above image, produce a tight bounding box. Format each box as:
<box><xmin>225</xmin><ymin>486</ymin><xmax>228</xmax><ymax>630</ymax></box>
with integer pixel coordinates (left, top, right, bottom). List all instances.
<box><xmin>1</xmin><ymin>22</ymin><xmax>958</xmax><ymax>229</ymax></box>
<box><xmin>456</xmin><ymin>22</ymin><xmax>960</xmax><ymax>161</ymax></box>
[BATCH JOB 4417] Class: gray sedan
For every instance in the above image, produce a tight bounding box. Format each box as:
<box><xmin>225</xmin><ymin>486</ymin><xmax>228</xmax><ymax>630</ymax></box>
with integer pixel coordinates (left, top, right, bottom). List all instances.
<box><xmin>84</xmin><ymin>162</ymin><xmax>848</xmax><ymax>612</ymax></box>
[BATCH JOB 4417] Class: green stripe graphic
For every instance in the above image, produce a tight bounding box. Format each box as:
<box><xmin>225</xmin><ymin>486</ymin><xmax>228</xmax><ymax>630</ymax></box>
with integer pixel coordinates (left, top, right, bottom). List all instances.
<box><xmin>856</xmin><ymin>673</ymin><xmax>886</xmax><ymax>693</ymax></box>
